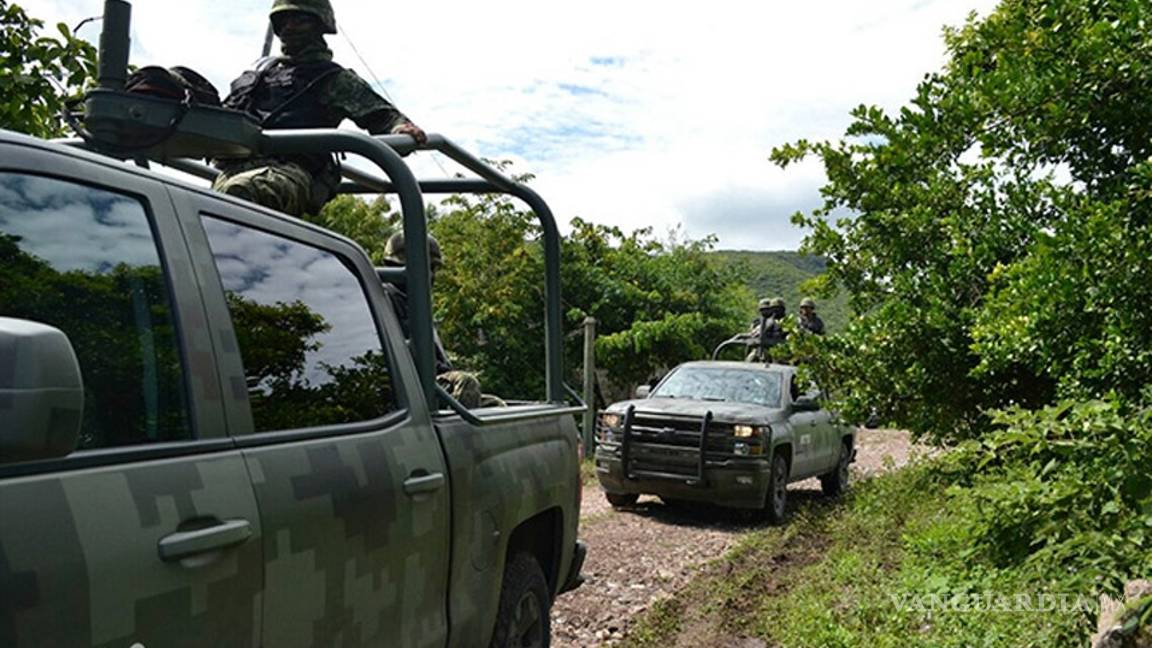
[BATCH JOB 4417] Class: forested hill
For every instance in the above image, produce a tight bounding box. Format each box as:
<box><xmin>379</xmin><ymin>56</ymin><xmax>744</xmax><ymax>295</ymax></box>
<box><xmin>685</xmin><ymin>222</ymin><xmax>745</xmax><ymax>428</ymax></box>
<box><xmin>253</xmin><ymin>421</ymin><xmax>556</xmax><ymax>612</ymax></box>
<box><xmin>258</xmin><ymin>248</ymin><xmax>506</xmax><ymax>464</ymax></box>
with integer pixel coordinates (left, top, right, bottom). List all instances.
<box><xmin>711</xmin><ymin>250</ymin><xmax>851</xmax><ymax>333</ymax></box>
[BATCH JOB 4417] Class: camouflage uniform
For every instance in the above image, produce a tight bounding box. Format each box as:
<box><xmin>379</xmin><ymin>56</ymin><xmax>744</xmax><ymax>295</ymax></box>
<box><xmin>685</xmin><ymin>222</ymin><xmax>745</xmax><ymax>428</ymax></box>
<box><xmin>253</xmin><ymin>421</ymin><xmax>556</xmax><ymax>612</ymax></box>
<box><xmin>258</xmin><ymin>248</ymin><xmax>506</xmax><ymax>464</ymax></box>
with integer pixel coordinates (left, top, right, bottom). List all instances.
<box><xmin>746</xmin><ymin>297</ymin><xmax>787</xmax><ymax>361</ymax></box>
<box><xmin>213</xmin><ymin>0</ymin><xmax>417</xmax><ymax>217</ymax></box>
<box><xmin>797</xmin><ymin>297</ymin><xmax>825</xmax><ymax>335</ymax></box>
<box><xmin>381</xmin><ymin>233</ymin><xmax>483</xmax><ymax>408</ymax></box>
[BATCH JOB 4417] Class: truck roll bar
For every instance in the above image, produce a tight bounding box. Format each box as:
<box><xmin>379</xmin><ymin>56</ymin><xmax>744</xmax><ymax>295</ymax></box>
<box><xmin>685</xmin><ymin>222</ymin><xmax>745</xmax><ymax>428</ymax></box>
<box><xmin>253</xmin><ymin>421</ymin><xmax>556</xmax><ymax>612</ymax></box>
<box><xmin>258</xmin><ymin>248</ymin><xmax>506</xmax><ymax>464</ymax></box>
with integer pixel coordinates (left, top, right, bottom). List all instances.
<box><xmin>69</xmin><ymin>0</ymin><xmax>575</xmax><ymax>413</ymax></box>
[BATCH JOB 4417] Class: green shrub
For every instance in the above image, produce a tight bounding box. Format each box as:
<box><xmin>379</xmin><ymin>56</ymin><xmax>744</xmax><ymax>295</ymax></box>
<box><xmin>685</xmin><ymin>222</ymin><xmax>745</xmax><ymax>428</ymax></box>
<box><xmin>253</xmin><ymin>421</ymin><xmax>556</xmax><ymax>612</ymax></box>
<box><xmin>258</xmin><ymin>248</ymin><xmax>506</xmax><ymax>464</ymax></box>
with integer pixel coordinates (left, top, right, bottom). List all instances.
<box><xmin>935</xmin><ymin>399</ymin><xmax>1152</xmax><ymax>594</ymax></box>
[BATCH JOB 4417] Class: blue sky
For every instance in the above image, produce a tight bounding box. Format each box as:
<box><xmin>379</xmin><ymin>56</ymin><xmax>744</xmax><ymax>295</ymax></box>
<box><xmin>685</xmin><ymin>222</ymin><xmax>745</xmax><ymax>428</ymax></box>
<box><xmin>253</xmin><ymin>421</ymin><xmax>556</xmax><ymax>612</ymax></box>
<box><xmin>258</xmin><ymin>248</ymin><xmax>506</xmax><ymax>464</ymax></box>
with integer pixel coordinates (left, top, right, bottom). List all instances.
<box><xmin>21</xmin><ymin>0</ymin><xmax>1000</xmax><ymax>250</ymax></box>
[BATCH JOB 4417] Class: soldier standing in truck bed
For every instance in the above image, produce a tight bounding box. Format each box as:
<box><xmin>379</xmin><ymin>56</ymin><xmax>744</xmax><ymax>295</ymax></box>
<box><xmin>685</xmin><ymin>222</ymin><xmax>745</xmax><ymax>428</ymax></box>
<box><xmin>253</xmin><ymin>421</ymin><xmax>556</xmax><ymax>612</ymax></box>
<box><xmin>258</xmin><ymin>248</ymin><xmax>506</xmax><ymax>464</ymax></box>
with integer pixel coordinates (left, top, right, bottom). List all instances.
<box><xmin>381</xmin><ymin>232</ymin><xmax>483</xmax><ymax>408</ymax></box>
<box><xmin>746</xmin><ymin>297</ymin><xmax>788</xmax><ymax>361</ymax></box>
<box><xmin>213</xmin><ymin>0</ymin><xmax>426</xmax><ymax>217</ymax></box>
<box><xmin>797</xmin><ymin>297</ymin><xmax>825</xmax><ymax>335</ymax></box>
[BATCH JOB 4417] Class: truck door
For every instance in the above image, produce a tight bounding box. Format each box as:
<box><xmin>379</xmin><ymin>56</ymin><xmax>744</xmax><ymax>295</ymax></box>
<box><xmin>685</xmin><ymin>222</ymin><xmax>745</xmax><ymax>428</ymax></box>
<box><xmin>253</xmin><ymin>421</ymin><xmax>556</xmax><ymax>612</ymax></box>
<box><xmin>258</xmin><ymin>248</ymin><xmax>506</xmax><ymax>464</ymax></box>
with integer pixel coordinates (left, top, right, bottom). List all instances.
<box><xmin>178</xmin><ymin>190</ymin><xmax>451</xmax><ymax>648</ymax></box>
<box><xmin>0</xmin><ymin>156</ymin><xmax>263</xmax><ymax>647</ymax></box>
<box><xmin>808</xmin><ymin>387</ymin><xmax>838</xmax><ymax>475</ymax></box>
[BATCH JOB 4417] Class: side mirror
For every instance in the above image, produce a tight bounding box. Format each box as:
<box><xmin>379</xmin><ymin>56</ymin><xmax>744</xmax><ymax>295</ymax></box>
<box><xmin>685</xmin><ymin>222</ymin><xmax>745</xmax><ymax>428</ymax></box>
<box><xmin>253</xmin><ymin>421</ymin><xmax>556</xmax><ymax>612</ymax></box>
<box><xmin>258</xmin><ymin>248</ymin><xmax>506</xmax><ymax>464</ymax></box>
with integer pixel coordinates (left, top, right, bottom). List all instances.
<box><xmin>635</xmin><ymin>385</ymin><xmax>651</xmax><ymax>398</ymax></box>
<box><xmin>0</xmin><ymin>318</ymin><xmax>84</xmax><ymax>465</ymax></box>
<box><xmin>792</xmin><ymin>396</ymin><xmax>820</xmax><ymax>412</ymax></box>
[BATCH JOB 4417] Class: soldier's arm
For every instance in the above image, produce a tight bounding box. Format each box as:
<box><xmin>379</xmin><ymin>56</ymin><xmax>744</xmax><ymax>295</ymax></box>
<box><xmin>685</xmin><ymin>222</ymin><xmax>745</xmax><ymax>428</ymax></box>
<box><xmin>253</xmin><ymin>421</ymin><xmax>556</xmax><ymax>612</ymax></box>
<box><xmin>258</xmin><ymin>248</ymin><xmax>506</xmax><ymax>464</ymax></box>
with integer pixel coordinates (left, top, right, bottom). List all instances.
<box><xmin>326</xmin><ymin>70</ymin><xmax>426</xmax><ymax>139</ymax></box>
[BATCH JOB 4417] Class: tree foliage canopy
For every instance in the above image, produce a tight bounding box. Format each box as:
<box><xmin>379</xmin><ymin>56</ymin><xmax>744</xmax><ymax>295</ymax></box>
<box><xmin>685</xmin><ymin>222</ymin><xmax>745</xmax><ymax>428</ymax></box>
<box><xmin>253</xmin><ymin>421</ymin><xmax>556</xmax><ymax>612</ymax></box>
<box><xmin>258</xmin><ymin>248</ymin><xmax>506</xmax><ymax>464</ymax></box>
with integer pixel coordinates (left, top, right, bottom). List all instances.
<box><xmin>770</xmin><ymin>0</ymin><xmax>1152</xmax><ymax>618</ymax></box>
<box><xmin>773</xmin><ymin>0</ymin><xmax>1152</xmax><ymax>441</ymax></box>
<box><xmin>0</xmin><ymin>1</ymin><xmax>96</xmax><ymax>138</ymax></box>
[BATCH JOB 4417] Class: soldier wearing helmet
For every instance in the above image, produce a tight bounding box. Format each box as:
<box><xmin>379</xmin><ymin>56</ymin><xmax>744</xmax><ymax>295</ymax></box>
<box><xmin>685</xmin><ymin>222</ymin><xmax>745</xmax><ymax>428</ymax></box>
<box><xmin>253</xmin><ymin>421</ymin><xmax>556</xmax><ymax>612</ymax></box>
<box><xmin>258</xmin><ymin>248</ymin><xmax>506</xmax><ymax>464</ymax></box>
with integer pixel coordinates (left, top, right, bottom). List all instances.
<box><xmin>797</xmin><ymin>297</ymin><xmax>825</xmax><ymax>335</ymax></box>
<box><xmin>746</xmin><ymin>296</ymin><xmax>788</xmax><ymax>361</ymax></box>
<box><xmin>213</xmin><ymin>0</ymin><xmax>427</xmax><ymax>217</ymax></box>
<box><xmin>381</xmin><ymin>232</ymin><xmax>482</xmax><ymax>408</ymax></box>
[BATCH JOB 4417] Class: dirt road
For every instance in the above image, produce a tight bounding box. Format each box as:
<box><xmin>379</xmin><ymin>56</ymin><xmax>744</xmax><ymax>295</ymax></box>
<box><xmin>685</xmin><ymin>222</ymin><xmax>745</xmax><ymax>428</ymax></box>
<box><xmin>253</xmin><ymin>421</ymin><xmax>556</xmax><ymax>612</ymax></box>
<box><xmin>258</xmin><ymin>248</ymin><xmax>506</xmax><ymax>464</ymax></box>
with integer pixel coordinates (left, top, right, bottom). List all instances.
<box><xmin>551</xmin><ymin>429</ymin><xmax>923</xmax><ymax>647</ymax></box>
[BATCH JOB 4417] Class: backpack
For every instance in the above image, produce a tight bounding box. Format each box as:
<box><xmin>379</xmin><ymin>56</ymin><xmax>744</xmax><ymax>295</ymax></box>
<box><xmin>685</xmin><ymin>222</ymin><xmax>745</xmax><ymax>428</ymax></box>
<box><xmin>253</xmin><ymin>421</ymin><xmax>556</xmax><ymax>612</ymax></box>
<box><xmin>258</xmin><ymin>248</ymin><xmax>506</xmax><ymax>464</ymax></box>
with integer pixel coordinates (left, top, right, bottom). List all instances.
<box><xmin>125</xmin><ymin>66</ymin><xmax>221</xmax><ymax>107</ymax></box>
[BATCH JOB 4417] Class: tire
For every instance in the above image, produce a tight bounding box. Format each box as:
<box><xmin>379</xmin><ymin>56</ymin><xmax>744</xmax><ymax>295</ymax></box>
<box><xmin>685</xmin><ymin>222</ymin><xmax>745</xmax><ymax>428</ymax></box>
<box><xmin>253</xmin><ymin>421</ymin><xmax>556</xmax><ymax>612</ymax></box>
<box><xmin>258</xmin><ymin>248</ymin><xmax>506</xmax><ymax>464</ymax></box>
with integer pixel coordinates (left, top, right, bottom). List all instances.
<box><xmin>762</xmin><ymin>452</ymin><xmax>789</xmax><ymax>524</ymax></box>
<box><xmin>820</xmin><ymin>441</ymin><xmax>851</xmax><ymax>497</ymax></box>
<box><xmin>489</xmin><ymin>552</ymin><xmax>551</xmax><ymax>648</ymax></box>
<box><xmin>605</xmin><ymin>492</ymin><xmax>640</xmax><ymax>507</ymax></box>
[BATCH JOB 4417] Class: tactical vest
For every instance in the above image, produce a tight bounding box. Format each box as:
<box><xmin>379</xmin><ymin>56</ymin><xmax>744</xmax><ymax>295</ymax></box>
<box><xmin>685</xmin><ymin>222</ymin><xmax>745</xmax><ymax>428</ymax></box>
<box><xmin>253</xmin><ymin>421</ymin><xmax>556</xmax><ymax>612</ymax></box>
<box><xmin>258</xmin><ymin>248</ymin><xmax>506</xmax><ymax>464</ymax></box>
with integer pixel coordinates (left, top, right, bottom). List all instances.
<box><xmin>223</xmin><ymin>58</ymin><xmax>343</xmax><ymax>175</ymax></box>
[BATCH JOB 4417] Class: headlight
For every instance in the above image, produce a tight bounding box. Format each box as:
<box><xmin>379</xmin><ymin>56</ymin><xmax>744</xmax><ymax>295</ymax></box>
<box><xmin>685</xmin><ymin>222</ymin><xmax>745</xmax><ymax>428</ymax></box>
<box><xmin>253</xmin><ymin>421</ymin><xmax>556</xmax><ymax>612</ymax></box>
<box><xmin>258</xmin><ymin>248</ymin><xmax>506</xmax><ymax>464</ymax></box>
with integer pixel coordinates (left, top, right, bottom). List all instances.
<box><xmin>733</xmin><ymin>424</ymin><xmax>756</xmax><ymax>438</ymax></box>
<box><xmin>600</xmin><ymin>413</ymin><xmax>622</xmax><ymax>429</ymax></box>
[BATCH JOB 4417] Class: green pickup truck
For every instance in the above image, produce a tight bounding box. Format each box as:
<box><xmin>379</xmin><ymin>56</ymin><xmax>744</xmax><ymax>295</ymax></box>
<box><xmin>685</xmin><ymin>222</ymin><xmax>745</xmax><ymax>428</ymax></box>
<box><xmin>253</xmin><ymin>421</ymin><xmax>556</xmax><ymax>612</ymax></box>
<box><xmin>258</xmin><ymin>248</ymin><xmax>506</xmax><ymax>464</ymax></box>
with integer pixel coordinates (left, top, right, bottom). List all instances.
<box><xmin>594</xmin><ymin>361</ymin><xmax>855</xmax><ymax>522</ymax></box>
<box><xmin>0</xmin><ymin>4</ymin><xmax>584</xmax><ymax>646</ymax></box>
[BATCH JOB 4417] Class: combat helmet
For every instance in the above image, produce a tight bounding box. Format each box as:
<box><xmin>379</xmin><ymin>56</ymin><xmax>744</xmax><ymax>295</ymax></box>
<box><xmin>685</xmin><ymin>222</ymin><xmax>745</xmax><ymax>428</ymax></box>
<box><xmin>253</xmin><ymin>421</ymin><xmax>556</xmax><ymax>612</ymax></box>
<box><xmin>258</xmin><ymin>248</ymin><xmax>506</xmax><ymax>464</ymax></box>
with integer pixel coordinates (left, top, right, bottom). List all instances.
<box><xmin>757</xmin><ymin>298</ymin><xmax>773</xmax><ymax>310</ymax></box>
<box><xmin>384</xmin><ymin>231</ymin><xmax>443</xmax><ymax>271</ymax></box>
<box><xmin>769</xmin><ymin>297</ymin><xmax>785</xmax><ymax>309</ymax></box>
<box><xmin>270</xmin><ymin>0</ymin><xmax>337</xmax><ymax>34</ymax></box>
<box><xmin>800</xmin><ymin>297</ymin><xmax>816</xmax><ymax>309</ymax></box>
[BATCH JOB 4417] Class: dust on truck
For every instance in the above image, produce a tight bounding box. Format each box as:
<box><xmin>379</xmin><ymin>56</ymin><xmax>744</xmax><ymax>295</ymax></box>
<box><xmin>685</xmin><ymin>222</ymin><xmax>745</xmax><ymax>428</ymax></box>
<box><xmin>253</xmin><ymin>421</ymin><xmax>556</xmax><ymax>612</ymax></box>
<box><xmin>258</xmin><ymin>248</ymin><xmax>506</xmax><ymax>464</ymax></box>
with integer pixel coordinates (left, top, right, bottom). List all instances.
<box><xmin>0</xmin><ymin>2</ymin><xmax>585</xmax><ymax>646</ymax></box>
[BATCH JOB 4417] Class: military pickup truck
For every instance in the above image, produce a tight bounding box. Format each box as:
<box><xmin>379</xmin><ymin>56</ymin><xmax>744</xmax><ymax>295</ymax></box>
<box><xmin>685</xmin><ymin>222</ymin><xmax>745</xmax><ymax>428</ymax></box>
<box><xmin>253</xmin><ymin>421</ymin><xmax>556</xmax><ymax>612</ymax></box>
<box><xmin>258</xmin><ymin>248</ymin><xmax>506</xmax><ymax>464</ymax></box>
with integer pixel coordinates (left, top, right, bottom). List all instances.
<box><xmin>594</xmin><ymin>361</ymin><xmax>855</xmax><ymax>522</ymax></box>
<box><xmin>0</xmin><ymin>3</ymin><xmax>584</xmax><ymax>646</ymax></box>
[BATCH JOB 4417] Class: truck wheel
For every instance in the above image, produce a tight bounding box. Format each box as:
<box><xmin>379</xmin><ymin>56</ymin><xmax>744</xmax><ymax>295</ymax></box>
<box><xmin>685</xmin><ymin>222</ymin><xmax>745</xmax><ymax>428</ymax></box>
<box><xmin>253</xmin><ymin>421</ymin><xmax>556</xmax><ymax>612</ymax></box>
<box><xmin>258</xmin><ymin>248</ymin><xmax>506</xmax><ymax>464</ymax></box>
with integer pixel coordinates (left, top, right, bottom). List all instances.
<box><xmin>605</xmin><ymin>492</ymin><xmax>639</xmax><ymax>507</ymax></box>
<box><xmin>820</xmin><ymin>441</ymin><xmax>851</xmax><ymax>497</ymax></box>
<box><xmin>489</xmin><ymin>552</ymin><xmax>551</xmax><ymax>648</ymax></box>
<box><xmin>762</xmin><ymin>453</ymin><xmax>789</xmax><ymax>524</ymax></box>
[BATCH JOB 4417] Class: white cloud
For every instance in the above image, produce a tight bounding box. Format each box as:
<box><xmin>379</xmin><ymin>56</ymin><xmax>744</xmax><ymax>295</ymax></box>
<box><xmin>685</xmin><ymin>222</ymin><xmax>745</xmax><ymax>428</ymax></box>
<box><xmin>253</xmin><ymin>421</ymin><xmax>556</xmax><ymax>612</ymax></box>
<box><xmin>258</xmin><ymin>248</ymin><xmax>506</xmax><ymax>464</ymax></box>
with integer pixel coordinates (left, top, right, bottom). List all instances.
<box><xmin>19</xmin><ymin>0</ymin><xmax>1000</xmax><ymax>250</ymax></box>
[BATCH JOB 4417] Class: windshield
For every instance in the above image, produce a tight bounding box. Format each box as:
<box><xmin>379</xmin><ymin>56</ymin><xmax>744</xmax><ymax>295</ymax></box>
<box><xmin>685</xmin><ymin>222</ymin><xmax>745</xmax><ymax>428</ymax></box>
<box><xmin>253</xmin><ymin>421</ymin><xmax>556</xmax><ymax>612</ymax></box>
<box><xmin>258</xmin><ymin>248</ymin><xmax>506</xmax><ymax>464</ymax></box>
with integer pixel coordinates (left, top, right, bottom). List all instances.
<box><xmin>652</xmin><ymin>367</ymin><xmax>783</xmax><ymax>408</ymax></box>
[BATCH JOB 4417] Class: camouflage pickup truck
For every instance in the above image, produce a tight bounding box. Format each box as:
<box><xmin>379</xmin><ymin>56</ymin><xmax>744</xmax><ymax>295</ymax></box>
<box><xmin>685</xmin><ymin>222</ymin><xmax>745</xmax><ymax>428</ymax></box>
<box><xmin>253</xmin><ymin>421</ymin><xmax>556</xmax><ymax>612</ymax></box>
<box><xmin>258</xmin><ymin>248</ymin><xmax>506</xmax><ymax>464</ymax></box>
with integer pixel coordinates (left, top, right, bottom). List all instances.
<box><xmin>0</xmin><ymin>6</ymin><xmax>584</xmax><ymax>646</ymax></box>
<box><xmin>594</xmin><ymin>361</ymin><xmax>855</xmax><ymax>522</ymax></box>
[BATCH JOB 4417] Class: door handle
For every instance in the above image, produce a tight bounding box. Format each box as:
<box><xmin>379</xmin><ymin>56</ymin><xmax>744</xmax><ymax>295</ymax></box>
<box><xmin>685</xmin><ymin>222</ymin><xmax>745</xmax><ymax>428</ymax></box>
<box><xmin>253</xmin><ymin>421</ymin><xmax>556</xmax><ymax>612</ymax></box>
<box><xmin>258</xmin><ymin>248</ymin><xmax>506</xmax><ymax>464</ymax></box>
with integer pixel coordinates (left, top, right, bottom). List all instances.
<box><xmin>404</xmin><ymin>472</ymin><xmax>445</xmax><ymax>496</ymax></box>
<box><xmin>158</xmin><ymin>519</ymin><xmax>252</xmax><ymax>562</ymax></box>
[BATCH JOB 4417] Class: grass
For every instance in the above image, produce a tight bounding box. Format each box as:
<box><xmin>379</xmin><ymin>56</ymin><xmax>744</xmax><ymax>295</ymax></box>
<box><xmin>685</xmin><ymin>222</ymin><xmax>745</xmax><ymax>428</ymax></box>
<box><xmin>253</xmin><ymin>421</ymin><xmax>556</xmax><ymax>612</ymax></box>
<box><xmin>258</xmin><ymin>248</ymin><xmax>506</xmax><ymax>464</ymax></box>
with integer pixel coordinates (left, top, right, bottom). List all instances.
<box><xmin>581</xmin><ymin>457</ymin><xmax>598</xmax><ymax>486</ymax></box>
<box><xmin>619</xmin><ymin>464</ymin><xmax>1097</xmax><ymax>648</ymax></box>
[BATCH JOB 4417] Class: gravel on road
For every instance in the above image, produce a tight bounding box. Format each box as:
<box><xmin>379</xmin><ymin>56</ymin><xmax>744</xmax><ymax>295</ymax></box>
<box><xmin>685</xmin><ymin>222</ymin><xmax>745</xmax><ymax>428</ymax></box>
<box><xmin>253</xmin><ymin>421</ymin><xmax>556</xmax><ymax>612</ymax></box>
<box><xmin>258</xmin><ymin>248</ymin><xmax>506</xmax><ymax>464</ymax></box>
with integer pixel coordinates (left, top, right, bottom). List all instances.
<box><xmin>551</xmin><ymin>428</ymin><xmax>924</xmax><ymax>647</ymax></box>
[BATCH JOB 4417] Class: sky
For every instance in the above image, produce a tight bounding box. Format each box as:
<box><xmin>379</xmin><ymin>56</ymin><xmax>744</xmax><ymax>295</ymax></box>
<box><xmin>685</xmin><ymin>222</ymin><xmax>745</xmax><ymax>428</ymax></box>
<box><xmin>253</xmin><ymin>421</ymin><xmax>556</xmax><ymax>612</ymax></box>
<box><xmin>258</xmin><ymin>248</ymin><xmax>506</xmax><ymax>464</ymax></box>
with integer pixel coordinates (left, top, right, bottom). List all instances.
<box><xmin>21</xmin><ymin>0</ymin><xmax>1001</xmax><ymax>250</ymax></box>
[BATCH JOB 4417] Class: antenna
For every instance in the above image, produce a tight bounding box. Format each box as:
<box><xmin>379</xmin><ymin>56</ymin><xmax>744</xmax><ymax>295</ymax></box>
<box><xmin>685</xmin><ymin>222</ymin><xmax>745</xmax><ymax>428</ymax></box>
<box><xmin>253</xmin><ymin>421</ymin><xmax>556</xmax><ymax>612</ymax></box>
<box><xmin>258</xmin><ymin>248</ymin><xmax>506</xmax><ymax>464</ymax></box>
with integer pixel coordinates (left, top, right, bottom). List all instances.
<box><xmin>261</xmin><ymin>21</ymin><xmax>274</xmax><ymax>57</ymax></box>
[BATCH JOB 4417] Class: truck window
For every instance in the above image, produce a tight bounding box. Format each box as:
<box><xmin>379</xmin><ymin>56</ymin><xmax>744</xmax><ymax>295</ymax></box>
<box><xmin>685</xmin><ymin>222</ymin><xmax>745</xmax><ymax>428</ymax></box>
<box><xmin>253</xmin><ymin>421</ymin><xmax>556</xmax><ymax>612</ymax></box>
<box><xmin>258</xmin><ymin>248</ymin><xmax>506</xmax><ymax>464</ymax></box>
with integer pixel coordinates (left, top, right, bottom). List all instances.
<box><xmin>200</xmin><ymin>215</ymin><xmax>398</xmax><ymax>432</ymax></box>
<box><xmin>0</xmin><ymin>172</ymin><xmax>191</xmax><ymax>449</ymax></box>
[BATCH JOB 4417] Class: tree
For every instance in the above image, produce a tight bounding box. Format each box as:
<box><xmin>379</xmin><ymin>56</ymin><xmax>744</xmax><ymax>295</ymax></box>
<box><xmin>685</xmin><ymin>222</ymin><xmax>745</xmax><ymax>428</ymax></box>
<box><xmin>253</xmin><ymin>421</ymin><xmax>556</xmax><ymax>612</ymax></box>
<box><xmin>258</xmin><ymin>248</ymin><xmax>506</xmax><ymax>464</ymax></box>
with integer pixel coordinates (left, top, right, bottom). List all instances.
<box><xmin>564</xmin><ymin>219</ymin><xmax>750</xmax><ymax>394</ymax></box>
<box><xmin>0</xmin><ymin>1</ymin><xmax>97</xmax><ymax>138</ymax></box>
<box><xmin>315</xmin><ymin>194</ymin><xmax>398</xmax><ymax>263</ymax></box>
<box><xmin>323</xmin><ymin>179</ymin><xmax>750</xmax><ymax>402</ymax></box>
<box><xmin>772</xmin><ymin>0</ymin><xmax>1152</xmax><ymax>441</ymax></box>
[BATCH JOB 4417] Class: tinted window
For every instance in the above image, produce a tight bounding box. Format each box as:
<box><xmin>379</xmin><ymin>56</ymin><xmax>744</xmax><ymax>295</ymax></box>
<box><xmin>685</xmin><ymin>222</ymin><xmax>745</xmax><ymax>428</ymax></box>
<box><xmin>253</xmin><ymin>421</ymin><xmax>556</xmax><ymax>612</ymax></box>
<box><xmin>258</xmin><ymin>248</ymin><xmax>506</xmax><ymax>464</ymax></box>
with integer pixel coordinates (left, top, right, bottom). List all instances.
<box><xmin>0</xmin><ymin>173</ymin><xmax>191</xmax><ymax>449</ymax></box>
<box><xmin>652</xmin><ymin>366</ymin><xmax>783</xmax><ymax>408</ymax></box>
<box><xmin>201</xmin><ymin>216</ymin><xmax>397</xmax><ymax>432</ymax></box>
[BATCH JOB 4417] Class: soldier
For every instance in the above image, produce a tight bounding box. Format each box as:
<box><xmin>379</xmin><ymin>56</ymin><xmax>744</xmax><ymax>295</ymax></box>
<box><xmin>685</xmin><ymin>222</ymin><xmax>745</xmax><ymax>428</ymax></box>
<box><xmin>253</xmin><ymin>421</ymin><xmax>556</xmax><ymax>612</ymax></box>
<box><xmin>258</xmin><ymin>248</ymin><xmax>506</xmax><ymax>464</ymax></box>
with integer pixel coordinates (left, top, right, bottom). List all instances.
<box><xmin>381</xmin><ymin>231</ymin><xmax>482</xmax><ymax>408</ymax></box>
<box><xmin>213</xmin><ymin>0</ymin><xmax>427</xmax><ymax>217</ymax></box>
<box><xmin>798</xmin><ymin>297</ymin><xmax>825</xmax><ymax>335</ymax></box>
<box><xmin>746</xmin><ymin>297</ymin><xmax>787</xmax><ymax>361</ymax></box>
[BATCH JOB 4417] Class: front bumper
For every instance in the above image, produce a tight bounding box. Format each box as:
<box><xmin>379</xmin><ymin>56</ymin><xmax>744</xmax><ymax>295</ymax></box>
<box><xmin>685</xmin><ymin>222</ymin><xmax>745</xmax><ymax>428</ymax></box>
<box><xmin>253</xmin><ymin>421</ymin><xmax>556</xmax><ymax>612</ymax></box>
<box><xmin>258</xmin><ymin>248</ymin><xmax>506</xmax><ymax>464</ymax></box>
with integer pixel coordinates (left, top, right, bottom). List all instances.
<box><xmin>594</xmin><ymin>449</ymin><xmax>771</xmax><ymax>509</ymax></box>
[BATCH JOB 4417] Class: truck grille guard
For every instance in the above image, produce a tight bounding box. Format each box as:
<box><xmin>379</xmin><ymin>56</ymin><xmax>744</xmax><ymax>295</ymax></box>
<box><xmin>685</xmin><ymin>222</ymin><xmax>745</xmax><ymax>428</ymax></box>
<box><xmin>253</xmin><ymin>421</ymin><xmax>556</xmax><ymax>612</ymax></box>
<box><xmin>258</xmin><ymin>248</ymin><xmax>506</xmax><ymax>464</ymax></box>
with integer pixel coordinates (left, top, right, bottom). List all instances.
<box><xmin>620</xmin><ymin>405</ymin><xmax>714</xmax><ymax>486</ymax></box>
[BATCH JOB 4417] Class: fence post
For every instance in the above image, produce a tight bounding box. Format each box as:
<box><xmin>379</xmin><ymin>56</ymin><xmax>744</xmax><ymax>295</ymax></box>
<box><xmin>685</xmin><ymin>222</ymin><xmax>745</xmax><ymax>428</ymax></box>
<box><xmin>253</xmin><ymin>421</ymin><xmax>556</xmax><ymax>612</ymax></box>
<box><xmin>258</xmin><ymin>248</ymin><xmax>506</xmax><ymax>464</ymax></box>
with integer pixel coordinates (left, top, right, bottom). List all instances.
<box><xmin>582</xmin><ymin>316</ymin><xmax>597</xmax><ymax>454</ymax></box>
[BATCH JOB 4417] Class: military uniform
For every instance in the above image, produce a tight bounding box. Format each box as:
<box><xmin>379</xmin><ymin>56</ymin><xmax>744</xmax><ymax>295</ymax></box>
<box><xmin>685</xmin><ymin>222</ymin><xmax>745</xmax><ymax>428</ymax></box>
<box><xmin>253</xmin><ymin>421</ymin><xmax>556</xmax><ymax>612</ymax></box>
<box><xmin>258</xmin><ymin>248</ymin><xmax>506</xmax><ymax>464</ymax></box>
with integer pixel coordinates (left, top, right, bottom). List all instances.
<box><xmin>798</xmin><ymin>297</ymin><xmax>825</xmax><ymax>335</ymax></box>
<box><xmin>381</xmin><ymin>233</ymin><xmax>483</xmax><ymax>408</ymax></box>
<box><xmin>798</xmin><ymin>312</ymin><xmax>825</xmax><ymax>335</ymax></box>
<box><xmin>745</xmin><ymin>297</ymin><xmax>788</xmax><ymax>361</ymax></box>
<box><xmin>213</xmin><ymin>0</ymin><xmax>419</xmax><ymax>216</ymax></box>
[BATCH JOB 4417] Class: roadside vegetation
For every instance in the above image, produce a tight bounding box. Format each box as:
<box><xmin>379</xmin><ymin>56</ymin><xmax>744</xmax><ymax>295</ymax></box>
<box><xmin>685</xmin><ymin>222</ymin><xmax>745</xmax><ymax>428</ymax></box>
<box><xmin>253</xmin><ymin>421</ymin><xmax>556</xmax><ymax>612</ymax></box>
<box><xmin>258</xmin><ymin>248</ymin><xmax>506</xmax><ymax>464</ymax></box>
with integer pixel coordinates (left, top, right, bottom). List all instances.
<box><xmin>623</xmin><ymin>462</ymin><xmax>1093</xmax><ymax>647</ymax></box>
<box><xmin>317</xmin><ymin>192</ymin><xmax>752</xmax><ymax>401</ymax></box>
<box><xmin>713</xmin><ymin>0</ymin><xmax>1152</xmax><ymax>642</ymax></box>
<box><xmin>623</xmin><ymin>0</ymin><xmax>1152</xmax><ymax>643</ymax></box>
